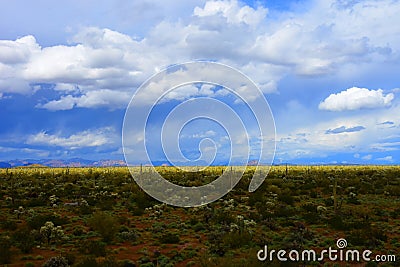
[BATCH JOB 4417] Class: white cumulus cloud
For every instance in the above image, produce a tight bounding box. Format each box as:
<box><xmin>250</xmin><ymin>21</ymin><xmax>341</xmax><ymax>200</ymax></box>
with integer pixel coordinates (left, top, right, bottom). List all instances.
<box><xmin>26</xmin><ymin>127</ymin><xmax>116</xmax><ymax>149</ymax></box>
<box><xmin>0</xmin><ymin>0</ymin><xmax>400</xmax><ymax>109</ymax></box>
<box><xmin>36</xmin><ymin>89</ymin><xmax>132</xmax><ymax>111</ymax></box>
<box><xmin>193</xmin><ymin>0</ymin><xmax>267</xmax><ymax>26</ymax></box>
<box><xmin>319</xmin><ymin>87</ymin><xmax>394</xmax><ymax>111</ymax></box>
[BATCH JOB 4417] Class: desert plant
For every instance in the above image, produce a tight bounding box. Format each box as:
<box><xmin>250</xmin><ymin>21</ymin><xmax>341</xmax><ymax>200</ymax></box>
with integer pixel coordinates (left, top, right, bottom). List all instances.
<box><xmin>160</xmin><ymin>233</ymin><xmax>180</xmax><ymax>244</ymax></box>
<box><xmin>40</xmin><ymin>221</ymin><xmax>64</xmax><ymax>245</ymax></box>
<box><xmin>42</xmin><ymin>256</ymin><xmax>69</xmax><ymax>267</ymax></box>
<box><xmin>79</xmin><ymin>240</ymin><xmax>107</xmax><ymax>257</ymax></box>
<box><xmin>12</xmin><ymin>226</ymin><xmax>36</xmax><ymax>253</ymax></box>
<box><xmin>88</xmin><ymin>211</ymin><xmax>119</xmax><ymax>243</ymax></box>
<box><xmin>0</xmin><ymin>236</ymin><xmax>12</xmax><ymax>264</ymax></box>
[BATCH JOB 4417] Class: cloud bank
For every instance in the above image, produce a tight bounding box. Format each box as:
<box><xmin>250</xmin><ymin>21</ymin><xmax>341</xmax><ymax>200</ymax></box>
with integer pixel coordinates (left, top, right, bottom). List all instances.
<box><xmin>1</xmin><ymin>0</ymin><xmax>400</xmax><ymax>111</ymax></box>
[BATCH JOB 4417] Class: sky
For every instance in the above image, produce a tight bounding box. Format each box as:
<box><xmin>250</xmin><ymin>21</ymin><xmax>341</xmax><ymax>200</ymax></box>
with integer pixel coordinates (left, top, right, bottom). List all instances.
<box><xmin>0</xmin><ymin>0</ymin><xmax>399</xmax><ymax>165</ymax></box>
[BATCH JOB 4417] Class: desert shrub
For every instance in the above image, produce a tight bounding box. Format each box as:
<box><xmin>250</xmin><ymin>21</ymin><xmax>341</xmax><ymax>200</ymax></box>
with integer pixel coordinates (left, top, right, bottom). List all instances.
<box><xmin>301</xmin><ymin>203</ymin><xmax>316</xmax><ymax>213</ymax></box>
<box><xmin>212</xmin><ymin>209</ymin><xmax>234</xmax><ymax>225</ymax></box>
<box><xmin>188</xmin><ymin>217</ymin><xmax>198</xmax><ymax>226</ymax></box>
<box><xmin>309</xmin><ymin>190</ymin><xmax>318</xmax><ymax>198</ymax></box>
<box><xmin>119</xmin><ymin>259</ymin><xmax>136</xmax><ymax>267</ymax></box>
<box><xmin>97</xmin><ymin>198</ymin><xmax>115</xmax><ymax>211</ymax></box>
<box><xmin>72</xmin><ymin>225</ymin><xmax>85</xmax><ymax>236</ymax></box>
<box><xmin>75</xmin><ymin>256</ymin><xmax>98</xmax><ymax>267</ymax></box>
<box><xmin>139</xmin><ymin>262</ymin><xmax>154</xmax><ymax>267</ymax></box>
<box><xmin>79</xmin><ymin>240</ymin><xmax>107</xmax><ymax>256</ymax></box>
<box><xmin>42</xmin><ymin>256</ymin><xmax>69</xmax><ymax>267</ymax></box>
<box><xmin>27</xmin><ymin>214</ymin><xmax>68</xmax><ymax>230</ymax></box>
<box><xmin>88</xmin><ymin>211</ymin><xmax>119</xmax><ymax>243</ymax></box>
<box><xmin>26</xmin><ymin>198</ymin><xmax>47</xmax><ymax>207</ymax></box>
<box><xmin>274</xmin><ymin>204</ymin><xmax>295</xmax><ymax>218</ymax></box>
<box><xmin>207</xmin><ymin>230</ymin><xmax>228</xmax><ymax>256</ymax></box>
<box><xmin>303</xmin><ymin>212</ymin><xmax>320</xmax><ymax>224</ymax></box>
<box><xmin>278</xmin><ymin>191</ymin><xmax>294</xmax><ymax>206</ymax></box>
<box><xmin>118</xmin><ymin>225</ymin><xmax>130</xmax><ymax>233</ymax></box>
<box><xmin>78</xmin><ymin>204</ymin><xmax>93</xmax><ymax>215</ymax></box>
<box><xmin>117</xmin><ymin>230</ymin><xmax>138</xmax><ymax>242</ymax></box>
<box><xmin>193</xmin><ymin>222</ymin><xmax>205</xmax><ymax>232</ymax></box>
<box><xmin>25</xmin><ymin>262</ymin><xmax>35</xmax><ymax>267</ymax></box>
<box><xmin>156</xmin><ymin>255</ymin><xmax>171</xmax><ymax>266</ymax></box>
<box><xmin>347</xmin><ymin>220</ymin><xmax>370</xmax><ymax>230</ymax></box>
<box><xmin>0</xmin><ymin>236</ymin><xmax>12</xmax><ymax>264</ymax></box>
<box><xmin>348</xmin><ymin>227</ymin><xmax>387</xmax><ymax>248</ymax></box>
<box><xmin>327</xmin><ymin>215</ymin><xmax>347</xmax><ymax>230</ymax></box>
<box><xmin>223</xmin><ymin>231</ymin><xmax>252</xmax><ymax>249</ymax></box>
<box><xmin>151</xmin><ymin>222</ymin><xmax>166</xmax><ymax>233</ymax></box>
<box><xmin>40</xmin><ymin>221</ymin><xmax>64</xmax><ymax>245</ymax></box>
<box><xmin>137</xmin><ymin>256</ymin><xmax>151</xmax><ymax>265</ymax></box>
<box><xmin>386</xmin><ymin>185</ymin><xmax>400</xmax><ymax>196</ymax></box>
<box><xmin>12</xmin><ymin>226</ymin><xmax>35</xmax><ymax>253</ymax></box>
<box><xmin>130</xmin><ymin>190</ymin><xmax>154</xmax><ymax>210</ymax></box>
<box><xmin>160</xmin><ymin>233</ymin><xmax>180</xmax><ymax>244</ymax></box>
<box><xmin>63</xmin><ymin>253</ymin><xmax>76</xmax><ymax>266</ymax></box>
<box><xmin>324</xmin><ymin>197</ymin><xmax>334</xmax><ymax>207</ymax></box>
<box><xmin>1</xmin><ymin>219</ymin><xmax>18</xmax><ymax>230</ymax></box>
<box><xmin>21</xmin><ymin>255</ymin><xmax>34</xmax><ymax>260</ymax></box>
<box><xmin>390</xmin><ymin>207</ymin><xmax>400</xmax><ymax>219</ymax></box>
<box><xmin>200</xmin><ymin>251</ymin><xmax>271</xmax><ymax>267</ymax></box>
<box><xmin>99</xmin><ymin>256</ymin><xmax>119</xmax><ymax>267</ymax></box>
<box><xmin>248</xmin><ymin>190</ymin><xmax>265</xmax><ymax>206</ymax></box>
<box><xmin>346</xmin><ymin>197</ymin><xmax>361</xmax><ymax>205</ymax></box>
<box><xmin>128</xmin><ymin>205</ymin><xmax>145</xmax><ymax>216</ymax></box>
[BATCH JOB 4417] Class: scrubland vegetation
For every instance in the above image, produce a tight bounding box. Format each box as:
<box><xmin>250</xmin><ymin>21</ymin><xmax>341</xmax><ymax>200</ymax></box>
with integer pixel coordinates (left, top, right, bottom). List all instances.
<box><xmin>0</xmin><ymin>165</ymin><xmax>399</xmax><ymax>266</ymax></box>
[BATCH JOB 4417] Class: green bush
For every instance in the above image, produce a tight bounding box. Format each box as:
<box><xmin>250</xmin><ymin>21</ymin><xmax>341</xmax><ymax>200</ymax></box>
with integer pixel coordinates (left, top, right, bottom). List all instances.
<box><xmin>27</xmin><ymin>214</ymin><xmax>68</xmax><ymax>230</ymax></box>
<box><xmin>88</xmin><ymin>211</ymin><xmax>119</xmax><ymax>243</ymax></box>
<box><xmin>129</xmin><ymin>205</ymin><xmax>145</xmax><ymax>216</ymax></box>
<box><xmin>0</xmin><ymin>236</ymin><xmax>11</xmax><ymax>264</ymax></box>
<box><xmin>72</xmin><ymin>225</ymin><xmax>85</xmax><ymax>236</ymax></box>
<box><xmin>328</xmin><ymin>215</ymin><xmax>347</xmax><ymax>230</ymax></box>
<box><xmin>63</xmin><ymin>253</ymin><xmax>76</xmax><ymax>266</ymax></box>
<box><xmin>138</xmin><ymin>256</ymin><xmax>151</xmax><ymax>265</ymax></box>
<box><xmin>207</xmin><ymin>230</ymin><xmax>228</xmax><ymax>256</ymax></box>
<box><xmin>156</xmin><ymin>254</ymin><xmax>171</xmax><ymax>266</ymax></box>
<box><xmin>1</xmin><ymin>219</ymin><xmax>18</xmax><ymax>230</ymax></box>
<box><xmin>301</xmin><ymin>203</ymin><xmax>316</xmax><ymax>213</ymax></box>
<box><xmin>79</xmin><ymin>240</ymin><xmax>107</xmax><ymax>256</ymax></box>
<box><xmin>223</xmin><ymin>231</ymin><xmax>252</xmax><ymax>249</ymax></box>
<box><xmin>13</xmin><ymin>226</ymin><xmax>36</xmax><ymax>253</ymax></box>
<box><xmin>278</xmin><ymin>192</ymin><xmax>294</xmax><ymax>206</ymax></box>
<box><xmin>99</xmin><ymin>256</ymin><xmax>119</xmax><ymax>267</ymax></box>
<box><xmin>78</xmin><ymin>204</ymin><xmax>93</xmax><ymax>215</ymax></box>
<box><xmin>119</xmin><ymin>259</ymin><xmax>136</xmax><ymax>267</ymax></box>
<box><xmin>160</xmin><ymin>233</ymin><xmax>180</xmax><ymax>244</ymax></box>
<box><xmin>131</xmin><ymin>190</ymin><xmax>154</xmax><ymax>210</ymax></box>
<box><xmin>193</xmin><ymin>222</ymin><xmax>205</xmax><ymax>232</ymax></box>
<box><xmin>26</xmin><ymin>198</ymin><xmax>47</xmax><ymax>207</ymax></box>
<box><xmin>117</xmin><ymin>230</ymin><xmax>138</xmax><ymax>242</ymax></box>
<box><xmin>139</xmin><ymin>262</ymin><xmax>154</xmax><ymax>267</ymax></box>
<box><xmin>75</xmin><ymin>256</ymin><xmax>98</xmax><ymax>267</ymax></box>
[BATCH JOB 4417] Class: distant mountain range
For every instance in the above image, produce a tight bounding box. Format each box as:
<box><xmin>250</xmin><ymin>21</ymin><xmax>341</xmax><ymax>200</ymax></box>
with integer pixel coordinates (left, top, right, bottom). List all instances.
<box><xmin>0</xmin><ymin>158</ymin><xmax>367</xmax><ymax>168</ymax></box>
<box><xmin>0</xmin><ymin>158</ymin><xmax>127</xmax><ymax>168</ymax></box>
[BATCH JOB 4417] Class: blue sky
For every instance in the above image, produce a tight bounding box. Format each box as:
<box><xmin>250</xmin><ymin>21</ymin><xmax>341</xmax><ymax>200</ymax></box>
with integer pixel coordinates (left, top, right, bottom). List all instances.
<box><xmin>0</xmin><ymin>0</ymin><xmax>399</xmax><ymax>165</ymax></box>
